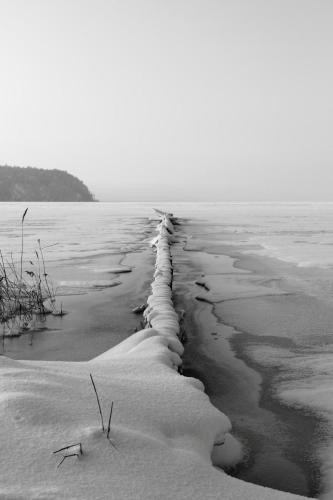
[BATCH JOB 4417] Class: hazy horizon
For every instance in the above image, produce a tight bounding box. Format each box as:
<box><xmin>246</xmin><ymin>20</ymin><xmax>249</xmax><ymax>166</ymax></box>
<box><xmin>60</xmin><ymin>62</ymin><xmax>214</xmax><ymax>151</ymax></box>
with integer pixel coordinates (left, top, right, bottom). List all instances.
<box><xmin>1</xmin><ymin>0</ymin><xmax>333</xmax><ymax>202</ymax></box>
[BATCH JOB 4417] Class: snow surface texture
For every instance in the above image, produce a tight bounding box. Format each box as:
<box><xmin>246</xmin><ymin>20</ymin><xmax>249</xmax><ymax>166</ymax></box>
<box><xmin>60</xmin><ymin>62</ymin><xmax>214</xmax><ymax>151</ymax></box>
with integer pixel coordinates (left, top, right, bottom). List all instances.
<box><xmin>0</xmin><ymin>213</ymin><xmax>311</xmax><ymax>499</ymax></box>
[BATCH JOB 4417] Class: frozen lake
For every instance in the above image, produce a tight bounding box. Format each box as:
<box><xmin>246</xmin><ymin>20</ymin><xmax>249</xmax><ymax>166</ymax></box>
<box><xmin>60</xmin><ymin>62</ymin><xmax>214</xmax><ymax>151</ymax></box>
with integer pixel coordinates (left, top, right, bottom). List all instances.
<box><xmin>2</xmin><ymin>201</ymin><xmax>333</xmax><ymax>497</ymax></box>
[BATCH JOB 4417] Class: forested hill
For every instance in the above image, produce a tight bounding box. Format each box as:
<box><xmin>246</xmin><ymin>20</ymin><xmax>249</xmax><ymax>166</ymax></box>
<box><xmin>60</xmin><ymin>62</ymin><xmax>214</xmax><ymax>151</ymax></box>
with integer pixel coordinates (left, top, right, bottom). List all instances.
<box><xmin>0</xmin><ymin>166</ymin><xmax>95</xmax><ymax>201</ymax></box>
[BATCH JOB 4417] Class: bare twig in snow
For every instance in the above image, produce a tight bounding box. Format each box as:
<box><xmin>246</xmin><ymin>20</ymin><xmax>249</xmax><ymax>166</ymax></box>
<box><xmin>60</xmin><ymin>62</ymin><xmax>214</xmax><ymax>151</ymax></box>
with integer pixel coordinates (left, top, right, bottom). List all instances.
<box><xmin>20</xmin><ymin>208</ymin><xmax>28</xmax><ymax>281</ymax></box>
<box><xmin>57</xmin><ymin>453</ymin><xmax>80</xmax><ymax>468</ymax></box>
<box><xmin>106</xmin><ymin>401</ymin><xmax>114</xmax><ymax>440</ymax></box>
<box><xmin>53</xmin><ymin>442</ymin><xmax>83</xmax><ymax>468</ymax></box>
<box><xmin>53</xmin><ymin>443</ymin><xmax>83</xmax><ymax>455</ymax></box>
<box><xmin>90</xmin><ymin>373</ymin><xmax>105</xmax><ymax>432</ymax></box>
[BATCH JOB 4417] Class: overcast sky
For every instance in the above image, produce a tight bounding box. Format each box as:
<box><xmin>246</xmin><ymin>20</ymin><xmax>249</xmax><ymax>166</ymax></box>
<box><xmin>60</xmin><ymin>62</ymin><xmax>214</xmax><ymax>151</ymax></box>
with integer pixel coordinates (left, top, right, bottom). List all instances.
<box><xmin>0</xmin><ymin>0</ymin><xmax>332</xmax><ymax>201</ymax></box>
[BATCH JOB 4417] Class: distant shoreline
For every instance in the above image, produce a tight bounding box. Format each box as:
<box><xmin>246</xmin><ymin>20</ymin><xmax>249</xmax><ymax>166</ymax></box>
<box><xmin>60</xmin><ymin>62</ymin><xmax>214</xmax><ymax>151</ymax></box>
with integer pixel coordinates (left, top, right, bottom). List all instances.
<box><xmin>0</xmin><ymin>165</ymin><xmax>95</xmax><ymax>202</ymax></box>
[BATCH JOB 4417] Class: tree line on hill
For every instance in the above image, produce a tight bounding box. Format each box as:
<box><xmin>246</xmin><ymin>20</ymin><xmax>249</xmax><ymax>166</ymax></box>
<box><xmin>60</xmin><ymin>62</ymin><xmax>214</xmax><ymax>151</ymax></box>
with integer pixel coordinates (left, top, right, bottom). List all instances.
<box><xmin>0</xmin><ymin>166</ymin><xmax>95</xmax><ymax>201</ymax></box>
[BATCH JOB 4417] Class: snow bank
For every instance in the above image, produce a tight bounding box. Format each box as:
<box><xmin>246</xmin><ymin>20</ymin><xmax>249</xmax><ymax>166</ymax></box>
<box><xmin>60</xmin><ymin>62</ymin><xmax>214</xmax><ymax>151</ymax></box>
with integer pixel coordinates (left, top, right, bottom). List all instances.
<box><xmin>0</xmin><ymin>213</ymin><xmax>311</xmax><ymax>499</ymax></box>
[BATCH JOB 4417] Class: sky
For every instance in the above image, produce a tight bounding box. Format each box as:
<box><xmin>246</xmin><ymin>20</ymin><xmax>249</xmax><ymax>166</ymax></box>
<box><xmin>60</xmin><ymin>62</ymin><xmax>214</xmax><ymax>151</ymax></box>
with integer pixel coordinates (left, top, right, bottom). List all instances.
<box><xmin>0</xmin><ymin>0</ymin><xmax>333</xmax><ymax>202</ymax></box>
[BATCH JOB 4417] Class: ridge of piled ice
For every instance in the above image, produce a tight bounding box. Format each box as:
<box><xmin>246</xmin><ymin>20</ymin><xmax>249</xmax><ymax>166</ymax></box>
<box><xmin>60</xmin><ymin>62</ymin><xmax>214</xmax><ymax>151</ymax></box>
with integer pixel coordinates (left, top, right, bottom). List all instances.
<box><xmin>144</xmin><ymin>214</ymin><xmax>180</xmax><ymax>341</ymax></box>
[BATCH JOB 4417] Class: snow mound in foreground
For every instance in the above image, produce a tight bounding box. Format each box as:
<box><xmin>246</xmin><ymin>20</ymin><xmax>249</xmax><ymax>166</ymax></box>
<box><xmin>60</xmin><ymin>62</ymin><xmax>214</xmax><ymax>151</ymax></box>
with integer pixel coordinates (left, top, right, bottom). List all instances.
<box><xmin>0</xmin><ymin>336</ymin><xmax>310</xmax><ymax>500</ymax></box>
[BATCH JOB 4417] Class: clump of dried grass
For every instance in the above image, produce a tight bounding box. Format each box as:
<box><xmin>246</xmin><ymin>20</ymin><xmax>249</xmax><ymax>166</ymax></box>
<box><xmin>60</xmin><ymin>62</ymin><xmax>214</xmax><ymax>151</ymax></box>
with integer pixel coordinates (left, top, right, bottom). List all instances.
<box><xmin>0</xmin><ymin>208</ymin><xmax>59</xmax><ymax>341</ymax></box>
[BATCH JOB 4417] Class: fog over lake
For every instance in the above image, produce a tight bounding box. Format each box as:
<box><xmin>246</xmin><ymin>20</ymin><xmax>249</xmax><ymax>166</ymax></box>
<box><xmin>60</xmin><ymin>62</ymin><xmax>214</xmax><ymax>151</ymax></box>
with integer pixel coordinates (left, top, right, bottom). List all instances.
<box><xmin>1</xmin><ymin>1</ymin><xmax>333</xmax><ymax>202</ymax></box>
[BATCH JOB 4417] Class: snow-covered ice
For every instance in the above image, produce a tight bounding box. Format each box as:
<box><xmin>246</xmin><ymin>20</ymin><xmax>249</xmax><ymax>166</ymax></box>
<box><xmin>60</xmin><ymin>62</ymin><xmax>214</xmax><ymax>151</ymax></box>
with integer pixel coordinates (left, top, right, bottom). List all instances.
<box><xmin>0</xmin><ymin>213</ymin><xmax>312</xmax><ymax>499</ymax></box>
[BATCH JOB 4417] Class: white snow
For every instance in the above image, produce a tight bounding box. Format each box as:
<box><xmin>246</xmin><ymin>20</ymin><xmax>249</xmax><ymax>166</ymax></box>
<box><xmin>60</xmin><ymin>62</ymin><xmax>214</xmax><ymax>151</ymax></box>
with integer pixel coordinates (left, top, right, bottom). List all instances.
<box><xmin>0</xmin><ymin>214</ymin><xmax>312</xmax><ymax>499</ymax></box>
